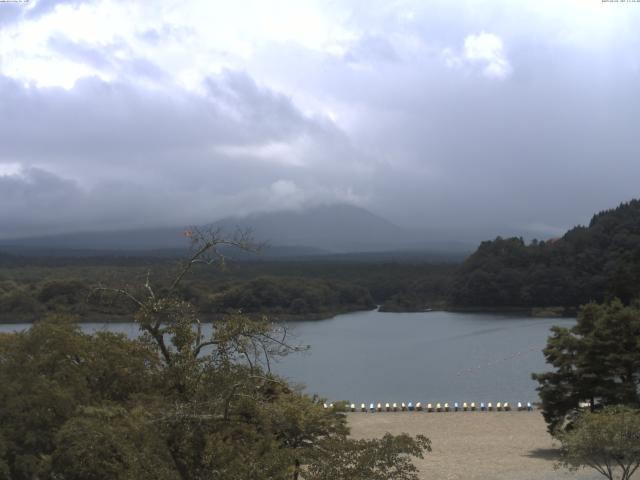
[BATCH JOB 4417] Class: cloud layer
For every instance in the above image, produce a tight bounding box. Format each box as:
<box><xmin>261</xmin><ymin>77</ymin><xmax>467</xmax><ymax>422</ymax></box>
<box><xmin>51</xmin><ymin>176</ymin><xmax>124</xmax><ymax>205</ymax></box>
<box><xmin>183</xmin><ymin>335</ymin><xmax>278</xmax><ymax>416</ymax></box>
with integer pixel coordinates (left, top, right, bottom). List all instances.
<box><xmin>1</xmin><ymin>0</ymin><xmax>639</xmax><ymax>240</ymax></box>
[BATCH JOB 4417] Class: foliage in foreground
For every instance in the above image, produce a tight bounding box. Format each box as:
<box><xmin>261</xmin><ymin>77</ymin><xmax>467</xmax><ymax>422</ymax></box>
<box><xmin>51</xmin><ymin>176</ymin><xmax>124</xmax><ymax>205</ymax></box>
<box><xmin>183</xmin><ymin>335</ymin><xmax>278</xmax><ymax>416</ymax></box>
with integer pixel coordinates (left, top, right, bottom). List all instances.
<box><xmin>556</xmin><ymin>405</ymin><xmax>640</xmax><ymax>480</ymax></box>
<box><xmin>305</xmin><ymin>433</ymin><xmax>431</xmax><ymax>480</ymax></box>
<box><xmin>0</xmin><ymin>229</ymin><xmax>430</xmax><ymax>480</ymax></box>
<box><xmin>533</xmin><ymin>300</ymin><xmax>640</xmax><ymax>433</ymax></box>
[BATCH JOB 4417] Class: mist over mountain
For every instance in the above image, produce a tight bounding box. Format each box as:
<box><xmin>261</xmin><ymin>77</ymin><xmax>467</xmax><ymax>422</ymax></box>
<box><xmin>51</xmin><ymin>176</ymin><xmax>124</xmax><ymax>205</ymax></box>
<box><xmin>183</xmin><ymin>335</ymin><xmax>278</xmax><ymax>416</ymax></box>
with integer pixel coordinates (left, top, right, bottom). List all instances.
<box><xmin>0</xmin><ymin>204</ymin><xmax>472</xmax><ymax>256</ymax></box>
<box><xmin>215</xmin><ymin>204</ymin><xmax>420</xmax><ymax>252</ymax></box>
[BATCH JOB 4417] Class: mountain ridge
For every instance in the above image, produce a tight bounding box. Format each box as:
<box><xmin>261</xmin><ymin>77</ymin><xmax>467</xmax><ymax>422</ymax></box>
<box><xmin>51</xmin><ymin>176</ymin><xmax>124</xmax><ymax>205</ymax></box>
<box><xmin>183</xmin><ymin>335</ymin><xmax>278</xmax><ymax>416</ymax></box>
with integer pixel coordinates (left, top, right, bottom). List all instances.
<box><xmin>0</xmin><ymin>204</ymin><xmax>465</xmax><ymax>255</ymax></box>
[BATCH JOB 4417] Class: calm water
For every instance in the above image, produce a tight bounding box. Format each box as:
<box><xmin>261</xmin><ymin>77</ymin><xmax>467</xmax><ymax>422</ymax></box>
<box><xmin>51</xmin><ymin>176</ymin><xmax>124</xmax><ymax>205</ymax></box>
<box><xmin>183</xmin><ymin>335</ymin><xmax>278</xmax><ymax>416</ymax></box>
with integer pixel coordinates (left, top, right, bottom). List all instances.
<box><xmin>0</xmin><ymin>310</ymin><xmax>573</xmax><ymax>404</ymax></box>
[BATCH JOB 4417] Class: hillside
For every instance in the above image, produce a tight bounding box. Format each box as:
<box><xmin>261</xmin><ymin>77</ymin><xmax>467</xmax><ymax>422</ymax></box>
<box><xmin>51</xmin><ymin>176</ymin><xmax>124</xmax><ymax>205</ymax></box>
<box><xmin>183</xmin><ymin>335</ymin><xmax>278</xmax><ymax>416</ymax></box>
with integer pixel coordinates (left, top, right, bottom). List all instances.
<box><xmin>0</xmin><ymin>204</ymin><xmax>443</xmax><ymax>255</ymax></box>
<box><xmin>449</xmin><ymin>199</ymin><xmax>640</xmax><ymax>308</ymax></box>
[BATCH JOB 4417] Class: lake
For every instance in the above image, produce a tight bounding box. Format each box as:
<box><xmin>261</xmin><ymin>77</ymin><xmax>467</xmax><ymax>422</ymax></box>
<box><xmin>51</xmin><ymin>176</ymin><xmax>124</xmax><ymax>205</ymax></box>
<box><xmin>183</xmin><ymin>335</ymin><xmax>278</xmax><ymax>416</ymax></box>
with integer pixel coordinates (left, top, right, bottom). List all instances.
<box><xmin>0</xmin><ymin>310</ymin><xmax>573</xmax><ymax>405</ymax></box>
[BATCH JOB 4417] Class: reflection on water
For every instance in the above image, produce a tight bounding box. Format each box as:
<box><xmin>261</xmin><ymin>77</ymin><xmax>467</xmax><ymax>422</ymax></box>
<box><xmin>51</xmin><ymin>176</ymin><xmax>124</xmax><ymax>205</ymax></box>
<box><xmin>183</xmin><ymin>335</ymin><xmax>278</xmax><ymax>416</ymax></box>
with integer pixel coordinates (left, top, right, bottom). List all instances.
<box><xmin>1</xmin><ymin>310</ymin><xmax>573</xmax><ymax>404</ymax></box>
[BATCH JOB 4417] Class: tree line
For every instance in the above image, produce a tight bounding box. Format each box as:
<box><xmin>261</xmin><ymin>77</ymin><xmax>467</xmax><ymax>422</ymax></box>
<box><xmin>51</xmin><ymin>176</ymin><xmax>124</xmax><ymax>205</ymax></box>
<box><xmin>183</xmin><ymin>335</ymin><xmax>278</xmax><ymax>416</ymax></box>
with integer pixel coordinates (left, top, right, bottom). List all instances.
<box><xmin>0</xmin><ymin>260</ymin><xmax>455</xmax><ymax>321</ymax></box>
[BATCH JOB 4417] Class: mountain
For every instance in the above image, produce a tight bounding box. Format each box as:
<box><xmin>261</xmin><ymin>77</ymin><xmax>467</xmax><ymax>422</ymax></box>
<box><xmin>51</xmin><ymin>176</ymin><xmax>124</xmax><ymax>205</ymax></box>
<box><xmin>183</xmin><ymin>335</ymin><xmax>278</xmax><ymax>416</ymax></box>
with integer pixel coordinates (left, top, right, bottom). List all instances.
<box><xmin>212</xmin><ymin>204</ymin><xmax>411</xmax><ymax>252</ymax></box>
<box><xmin>0</xmin><ymin>204</ymin><xmax>460</xmax><ymax>256</ymax></box>
<box><xmin>449</xmin><ymin>199</ymin><xmax>640</xmax><ymax>308</ymax></box>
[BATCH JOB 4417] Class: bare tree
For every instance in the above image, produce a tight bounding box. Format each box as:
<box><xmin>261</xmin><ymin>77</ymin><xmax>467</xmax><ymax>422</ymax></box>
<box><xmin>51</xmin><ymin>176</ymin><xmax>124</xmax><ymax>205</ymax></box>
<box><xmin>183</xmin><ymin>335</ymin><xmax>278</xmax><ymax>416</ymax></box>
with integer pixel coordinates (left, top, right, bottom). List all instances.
<box><xmin>94</xmin><ymin>227</ymin><xmax>302</xmax><ymax>370</ymax></box>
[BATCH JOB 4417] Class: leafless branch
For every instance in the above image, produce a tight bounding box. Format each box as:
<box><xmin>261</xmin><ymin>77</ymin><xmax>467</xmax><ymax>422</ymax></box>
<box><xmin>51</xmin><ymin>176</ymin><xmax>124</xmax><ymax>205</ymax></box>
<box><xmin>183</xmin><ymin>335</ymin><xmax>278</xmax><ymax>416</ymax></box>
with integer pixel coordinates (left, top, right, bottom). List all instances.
<box><xmin>92</xmin><ymin>285</ymin><xmax>145</xmax><ymax>309</ymax></box>
<box><xmin>170</xmin><ymin>226</ymin><xmax>263</xmax><ymax>293</ymax></box>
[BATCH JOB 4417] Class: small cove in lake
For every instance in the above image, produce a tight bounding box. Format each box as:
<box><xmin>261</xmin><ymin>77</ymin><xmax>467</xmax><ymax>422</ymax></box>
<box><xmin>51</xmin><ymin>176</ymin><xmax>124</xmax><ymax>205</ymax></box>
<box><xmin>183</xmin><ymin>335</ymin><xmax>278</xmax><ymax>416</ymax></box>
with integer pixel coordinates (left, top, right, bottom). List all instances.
<box><xmin>1</xmin><ymin>310</ymin><xmax>574</xmax><ymax>404</ymax></box>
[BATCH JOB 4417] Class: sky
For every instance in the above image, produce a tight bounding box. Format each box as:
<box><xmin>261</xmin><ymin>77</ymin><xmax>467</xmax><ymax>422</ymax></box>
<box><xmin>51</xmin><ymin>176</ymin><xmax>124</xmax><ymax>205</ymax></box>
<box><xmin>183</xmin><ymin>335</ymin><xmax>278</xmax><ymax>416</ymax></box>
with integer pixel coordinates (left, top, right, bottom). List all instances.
<box><xmin>0</xmin><ymin>0</ymin><xmax>639</xmax><ymax>241</ymax></box>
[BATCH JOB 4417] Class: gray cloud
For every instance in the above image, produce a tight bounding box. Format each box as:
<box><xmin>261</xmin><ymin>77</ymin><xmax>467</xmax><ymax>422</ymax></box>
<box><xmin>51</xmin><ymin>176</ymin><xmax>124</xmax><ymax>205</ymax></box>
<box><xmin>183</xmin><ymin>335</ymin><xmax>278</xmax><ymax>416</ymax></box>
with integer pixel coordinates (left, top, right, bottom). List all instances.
<box><xmin>47</xmin><ymin>36</ymin><xmax>170</xmax><ymax>82</ymax></box>
<box><xmin>1</xmin><ymin>0</ymin><xmax>639</xmax><ymax>242</ymax></box>
<box><xmin>0</xmin><ymin>0</ymin><xmax>90</xmax><ymax>26</ymax></box>
<box><xmin>343</xmin><ymin>34</ymin><xmax>399</xmax><ymax>64</ymax></box>
<box><xmin>48</xmin><ymin>35</ymin><xmax>118</xmax><ymax>70</ymax></box>
<box><xmin>0</xmin><ymin>67</ymin><xmax>369</xmax><ymax>237</ymax></box>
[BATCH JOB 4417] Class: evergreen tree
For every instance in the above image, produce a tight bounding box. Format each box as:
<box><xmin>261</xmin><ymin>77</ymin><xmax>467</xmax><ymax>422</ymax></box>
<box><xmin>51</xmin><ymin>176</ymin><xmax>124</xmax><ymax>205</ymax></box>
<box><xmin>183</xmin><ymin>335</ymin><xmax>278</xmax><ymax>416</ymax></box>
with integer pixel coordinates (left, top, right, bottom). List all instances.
<box><xmin>533</xmin><ymin>300</ymin><xmax>640</xmax><ymax>433</ymax></box>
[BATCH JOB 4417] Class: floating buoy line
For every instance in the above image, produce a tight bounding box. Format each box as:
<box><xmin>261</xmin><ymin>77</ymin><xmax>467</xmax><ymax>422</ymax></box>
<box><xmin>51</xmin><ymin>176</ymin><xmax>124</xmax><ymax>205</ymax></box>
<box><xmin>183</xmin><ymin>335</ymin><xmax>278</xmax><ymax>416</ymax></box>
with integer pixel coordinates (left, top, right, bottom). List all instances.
<box><xmin>324</xmin><ymin>401</ymin><xmax>535</xmax><ymax>412</ymax></box>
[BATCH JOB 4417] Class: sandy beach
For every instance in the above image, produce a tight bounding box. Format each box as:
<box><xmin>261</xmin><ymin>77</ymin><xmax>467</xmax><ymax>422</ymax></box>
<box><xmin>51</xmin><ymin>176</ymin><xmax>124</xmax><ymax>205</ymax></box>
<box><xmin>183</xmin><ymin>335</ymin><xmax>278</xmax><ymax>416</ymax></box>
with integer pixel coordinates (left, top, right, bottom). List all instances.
<box><xmin>347</xmin><ymin>411</ymin><xmax>602</xmax><ymax>480</ymax></box>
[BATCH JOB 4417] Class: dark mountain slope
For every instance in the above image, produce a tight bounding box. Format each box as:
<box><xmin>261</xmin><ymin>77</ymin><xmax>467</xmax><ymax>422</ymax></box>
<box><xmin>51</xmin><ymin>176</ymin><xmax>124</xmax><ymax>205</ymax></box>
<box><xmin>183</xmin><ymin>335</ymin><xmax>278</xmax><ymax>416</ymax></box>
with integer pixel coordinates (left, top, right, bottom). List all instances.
<box><xmin>212</xmin><ymin>204</ymin><xmax>409</xmax><ymax>252</ymax></box>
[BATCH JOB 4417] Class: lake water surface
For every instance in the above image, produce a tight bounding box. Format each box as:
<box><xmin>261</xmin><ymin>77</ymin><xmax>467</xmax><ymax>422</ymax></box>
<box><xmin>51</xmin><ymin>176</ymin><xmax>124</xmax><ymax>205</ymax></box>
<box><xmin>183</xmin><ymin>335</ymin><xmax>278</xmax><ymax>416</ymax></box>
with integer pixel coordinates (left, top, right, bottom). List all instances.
<box><xmin>1</xmin><ymin>310</ymin><xmax>573</xmax><ymax>405</ymax></box>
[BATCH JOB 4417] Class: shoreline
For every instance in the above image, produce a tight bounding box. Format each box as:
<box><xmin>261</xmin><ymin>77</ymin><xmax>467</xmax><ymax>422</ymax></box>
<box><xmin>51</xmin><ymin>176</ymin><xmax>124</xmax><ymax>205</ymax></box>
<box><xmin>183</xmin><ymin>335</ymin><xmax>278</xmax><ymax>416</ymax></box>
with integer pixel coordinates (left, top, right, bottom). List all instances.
<box><xmin>0</xmin><ymin>305</ymin><xmax>576</xmax><ymax>325</ymax></box>
<box><xmin>0</xmin><ymin>310</ymin><xmax>351</xmax><ymax>325</ymax></box>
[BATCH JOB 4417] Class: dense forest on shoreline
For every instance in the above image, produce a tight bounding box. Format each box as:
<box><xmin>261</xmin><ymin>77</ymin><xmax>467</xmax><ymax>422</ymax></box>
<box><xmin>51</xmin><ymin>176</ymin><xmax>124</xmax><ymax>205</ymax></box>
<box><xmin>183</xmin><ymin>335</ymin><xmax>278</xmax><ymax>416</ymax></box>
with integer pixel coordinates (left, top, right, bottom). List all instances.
<box><xmin>450</xmin><ymin>200</ymin><xmax>640</xmax><ymax>309</ymax></box>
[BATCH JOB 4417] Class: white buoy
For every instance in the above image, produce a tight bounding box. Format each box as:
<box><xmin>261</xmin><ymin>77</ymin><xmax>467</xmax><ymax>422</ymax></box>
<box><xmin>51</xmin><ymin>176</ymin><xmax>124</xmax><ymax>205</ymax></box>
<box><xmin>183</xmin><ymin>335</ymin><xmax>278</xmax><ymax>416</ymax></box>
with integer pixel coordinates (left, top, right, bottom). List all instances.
<box><xmin>488</xmin><ymin>402</ymin><xmax>493</xmax><ymax>411</ymax></box>
<box><xmin>497</xmin><ymin>402</ymin><xmax>502</xmax><ymax>411</ymax></box>
<box><xmin>360</xmin><ymin>403</ymin><xmax>366</xmax><ymax>412</ymax></box>
<box><xmin>427</xmin><ymin>403</ymin><xmax>433</xmax><ymax>412</ymax></box>
<box><xmin>471</xmin><ymin>402</ymin><xmax>476</xmax><ymax>411</ymax></box>
<box><xmin>392</xmin><ymin>403</ymin><xmax>398</xmax><ymax>411</ymax></box>
<box><xmin>401</xmin><ymin>402</ymin><xmax>406</xmax><ymax>411</ymax></box>
<box><xmin>377</xmin><ymin>403</ymin><xmax>382</xmax><ymax>412</ymax></box>
<box><xmin>323</xmin><ymin>403</ymin><xmax>328</xmax><ymax>409</ymax></box>
<box><xmin>350</xmin><ymin>403</ymin><xmax>356</xmax><ymax>412</ymax></box>
<box><xmin>463</xmin><ymin>402</ymin><xmax>468</xmax><ymax>411</ymax></box>
<box><xmin>436</xmin><ymin>403</ymin><xmax>442</xmax><ymax>412</ymax></box>
<box><xmin>444</xmin><ymin>402</ymin><xmax>450</xmax><ymax>412</ymax></box>
<box><xmin>385</xmin><ymin>403</ymin><xmax>390</xmax><ymax>412</ymax></box>
<box><xmin>504</xmin><ymin>402</ymin><xmax>511</xmax><ymax>411</ymax></box>
<box><xmin>416</xmin><ymin>402</ymin><xmax>422</xmax><ymax>411</ymax></box>
<box><xmin>517</xmin><ymin>402</ymin><xmax>523</xmax><ymax>411</ymax></box>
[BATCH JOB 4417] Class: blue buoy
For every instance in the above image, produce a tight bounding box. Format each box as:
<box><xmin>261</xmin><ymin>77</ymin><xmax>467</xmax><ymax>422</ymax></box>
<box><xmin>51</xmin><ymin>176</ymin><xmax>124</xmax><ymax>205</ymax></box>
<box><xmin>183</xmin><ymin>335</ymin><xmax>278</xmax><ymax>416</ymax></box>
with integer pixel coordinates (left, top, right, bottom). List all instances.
<box><xmin>408</xmin><ymin>402</ymin><xmax>414</xmax><ymax>411</ymax></box>
<box><xmin>480</xmin><ymin>402</ymin><xmax>486</xmax><ymax>412</ymax></box>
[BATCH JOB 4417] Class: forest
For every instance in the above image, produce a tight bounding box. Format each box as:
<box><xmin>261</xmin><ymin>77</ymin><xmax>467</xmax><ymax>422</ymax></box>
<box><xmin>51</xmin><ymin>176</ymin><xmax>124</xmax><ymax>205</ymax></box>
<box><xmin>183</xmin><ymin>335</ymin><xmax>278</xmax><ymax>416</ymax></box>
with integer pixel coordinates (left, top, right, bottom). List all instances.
<box><xmin>449</xmin><ymin>199</ymin><xmax>640</xmax><ymax>309</ymax></box>
<box><xmin>3</xmin><ymin>199</ymin><xmax>640</xmax><ymax>322</ymax></box>
<box><xmin>0</xmin><ymin>256</ymin><xmax>454</xmax><ymax>322</ymax></box>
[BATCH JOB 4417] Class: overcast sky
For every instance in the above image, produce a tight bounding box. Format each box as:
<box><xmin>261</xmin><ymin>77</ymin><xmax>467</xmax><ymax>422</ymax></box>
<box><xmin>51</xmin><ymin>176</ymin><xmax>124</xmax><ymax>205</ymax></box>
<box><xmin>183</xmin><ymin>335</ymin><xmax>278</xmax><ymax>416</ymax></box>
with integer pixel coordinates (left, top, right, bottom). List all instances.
<box><xmin>0</xmin><ymin>0</ymin><xmax>639</xmax><ymax>240</ymax></box>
